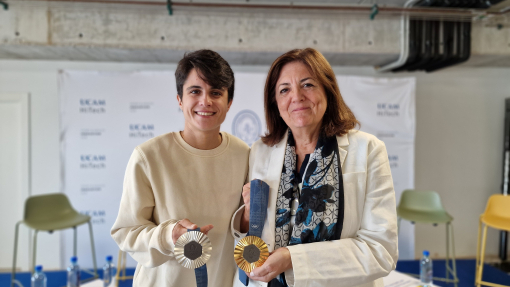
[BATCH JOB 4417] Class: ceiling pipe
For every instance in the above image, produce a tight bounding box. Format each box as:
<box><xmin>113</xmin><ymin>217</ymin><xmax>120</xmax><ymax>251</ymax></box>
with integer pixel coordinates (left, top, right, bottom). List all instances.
<box><xmin>376</xmin><ymin>0</ymin><xmax>421</xmax><ymax>72</ymax></box>
<box><xmin>12</xmin><ymin>0</ymin><xmax>495</xmax><ymax>18</ymax></box>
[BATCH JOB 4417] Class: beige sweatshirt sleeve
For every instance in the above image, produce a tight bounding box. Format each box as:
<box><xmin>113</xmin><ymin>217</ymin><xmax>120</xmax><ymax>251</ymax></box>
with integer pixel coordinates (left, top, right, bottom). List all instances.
<box><xmin>111</xmin><ymin>148</ymin><xmax>179</xmax><ymax>268</ymax></box>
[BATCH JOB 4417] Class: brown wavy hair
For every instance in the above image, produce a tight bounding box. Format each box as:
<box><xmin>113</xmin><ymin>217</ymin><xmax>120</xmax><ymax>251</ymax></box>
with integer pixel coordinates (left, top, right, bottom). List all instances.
<box><xmin>261</xmin><ymin>48</ymin><xmax>359</xmax><ymax>146</ymax></box>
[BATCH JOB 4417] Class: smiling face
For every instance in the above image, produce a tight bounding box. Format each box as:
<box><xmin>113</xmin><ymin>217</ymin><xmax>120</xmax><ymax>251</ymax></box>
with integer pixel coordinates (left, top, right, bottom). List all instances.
<box><xmin>275</xmin><ymin>61</ymin><xmax>327</xmax><ymax>134</ymax></box>
<box><xmin>177</xmin><ymin>68</ymin><xmax>232</xmax><ymax>135</ymax></box>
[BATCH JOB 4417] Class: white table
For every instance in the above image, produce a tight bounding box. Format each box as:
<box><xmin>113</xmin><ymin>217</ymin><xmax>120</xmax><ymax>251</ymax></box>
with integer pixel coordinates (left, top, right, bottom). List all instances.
<box><xmin>81</xmin><ymin>278</ymin><xmax>117</xmax><ymax>287</ymax></box>
<box><xmin>383</xmin><ymin>270</ymin><xmax>439</xmax><ymax>287</ymax></box>
<box><xmin>82</xmin><ymin>271</ymin><xmax>434</xmax><ymax>287</ymax></box>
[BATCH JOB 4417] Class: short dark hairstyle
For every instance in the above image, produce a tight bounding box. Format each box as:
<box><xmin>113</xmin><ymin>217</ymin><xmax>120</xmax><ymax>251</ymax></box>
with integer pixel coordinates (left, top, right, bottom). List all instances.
<box><xmin>262</xmin><ymin>48</ymin><xmax>359</xmax><ymax>146</ymax></box>
<box><xmin>175</xmin><ymin>49</ymin><xmax>235</xmax><ymax>102</ymax></box>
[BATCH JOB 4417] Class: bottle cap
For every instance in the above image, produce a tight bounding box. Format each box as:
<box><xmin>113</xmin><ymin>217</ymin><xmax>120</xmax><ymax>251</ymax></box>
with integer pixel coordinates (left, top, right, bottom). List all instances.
<box><xmin>423</xmin><ymin>250</ymin><xmax>430</xmax><ymax>256</ymax></box>
<box><xmin>106</xmin><ymin>255</ymin><xmax>113</xmax><ymax>262</ymax></box>
<box><xmin>35</xmin><ymin>265</ymin><xmax>43</xmax><ymax>272</ymax></box>
<box><xmin>71</xmin><ymin>256</ymin><xmax>78</xmax><ymax>263</ymax></box>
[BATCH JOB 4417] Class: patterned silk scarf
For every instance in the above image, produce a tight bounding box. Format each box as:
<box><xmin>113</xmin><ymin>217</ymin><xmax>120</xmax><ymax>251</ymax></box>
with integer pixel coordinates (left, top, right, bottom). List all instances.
<box><xmin>274</xmin><ymin>130</ymin><xmax>344</xmax><ymax>250</ymax></box>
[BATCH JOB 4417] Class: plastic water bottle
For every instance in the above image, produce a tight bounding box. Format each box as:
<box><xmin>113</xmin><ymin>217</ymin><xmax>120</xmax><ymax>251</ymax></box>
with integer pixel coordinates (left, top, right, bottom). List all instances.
<box><xmin>103</xmin><ymin>255</ymin><xmax>115</xmax><ymax>287</ymax></box>
<box><xmin>420</xmin><ymin>250</ymin><xmax>433</xmax><ymax>287</ymax></box>
<box><xmin>31</xmin><ymin>265</ymin><xmax>47</xmax><ymax>287</ymax></box>
<box><xmin>67</xmin><ymin>256</ymin><xmax>80</xmax><ymax>287</ymax></box>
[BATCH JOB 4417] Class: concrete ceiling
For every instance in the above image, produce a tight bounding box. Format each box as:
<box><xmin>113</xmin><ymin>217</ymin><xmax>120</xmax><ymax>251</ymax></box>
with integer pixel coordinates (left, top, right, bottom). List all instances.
<box><xmin>1</xmin><ymin>0</ymin><xmax>509</xmax><ymax>68</ymax></box>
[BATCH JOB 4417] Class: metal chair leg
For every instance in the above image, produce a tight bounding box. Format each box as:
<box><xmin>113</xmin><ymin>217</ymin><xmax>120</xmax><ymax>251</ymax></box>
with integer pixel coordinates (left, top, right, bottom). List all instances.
<box><xmin>121</xmin><ymin>251</ymin><xmax>127</xmax><ymax>279</ymax></box>
<box><xmin>88</xmin><ymin>220</ymin><xmax>98</xmax><ymax>278</ymax></box>
<box><xmin>122</xmin><ymin>251</ymin><xmax>129</xmax><ymax>279</ymax></box>
<box><xmin>116</xmin><ymin>250</ymin><xmax>122</xmax><ymax>287</ymax></box>
<box><xmin>475</xmin><ymin>218</ymin><xmax>482</xmax><ymax>285</ymax></box>
<box><xmin>32</xmin><ymin>230</ymin><xmax>39</xmax><ymax>273</ymax></box>
<box><xmin>450</xmin><ymin>223</ymin><xmax>458</xmax><ymax>287</ymax></box>
<box><xmin>11</xmin><ymin>222</ymin><xmax>22</xmax><ymax>287</ymax></box>
<box><xmin>73</xmin><ymin>226</ymin><xmax>77</xmax><ymax>257</ymax></box>
<box><xmin>116</xmin><ymin>250</ymin><xmax>133</xmax><ymax>283</ymax></box>
<box><xmin>477</xmin><ymin>225</ymin><xmax>488</xmax><ymax>287</ymax></box>
<box><xmin>446</xmin><ymin>222</ymin><xmax>450</xmax><ymax>284</ymax></box>
<box><xmin>398</xmin><ymin>218</ymin><xmax>460</xmax><ymax>285</ymax></box>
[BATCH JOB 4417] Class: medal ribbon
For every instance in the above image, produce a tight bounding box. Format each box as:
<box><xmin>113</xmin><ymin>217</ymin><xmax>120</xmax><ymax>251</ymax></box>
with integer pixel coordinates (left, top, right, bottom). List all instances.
<box><xmin>238</xmin><ymin>179</ymin><xmax>270</xmax><ymax>286</ymax></box>
<box><xmin>188</xmin><ymin>227</ymin><xmax>208</xmax><ymax>287</ymax></box>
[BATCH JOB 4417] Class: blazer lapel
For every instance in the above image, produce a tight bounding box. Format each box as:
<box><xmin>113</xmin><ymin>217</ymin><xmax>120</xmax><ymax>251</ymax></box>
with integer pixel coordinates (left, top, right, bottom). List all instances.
<box><xmin>337</xmin><ymin>133</ymin><xmax>349</xmax><ymax>169</ymax></box>
<box><xmin>261</xmin><ymin>131</ymin><xmax>288</xmax><ymax>252</ymax></box>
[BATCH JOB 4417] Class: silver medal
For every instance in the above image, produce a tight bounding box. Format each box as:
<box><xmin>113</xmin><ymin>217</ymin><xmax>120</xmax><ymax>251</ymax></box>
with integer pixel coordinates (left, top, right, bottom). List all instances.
<box><xmin>174</xmin><ymin>231</ymin><xmax>212</xmax><ymax>269</ymax></box>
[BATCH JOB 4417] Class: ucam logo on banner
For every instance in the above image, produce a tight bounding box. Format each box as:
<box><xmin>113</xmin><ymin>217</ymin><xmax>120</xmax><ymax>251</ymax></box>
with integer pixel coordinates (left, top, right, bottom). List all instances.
<box><xmin>338</xmin><ymin>75</ymin><xmax>416</xmax><ymax>259</ymax></box>
<box><xmin>79</xmin><ymin>99</ymin><xmax>106</xmax><ymax>114</ymax></box>
<box><xmin>60</xmin><ymin>71</ymin><xmax>415</xmax><ymax>269</ymax></box>
<box><xmin>79</xmin><ymin>154</ymin><xmax>107</xmax><ymax>169</ymax></box>
<box><xmin>128</xmin><ymin>124</ymin><xmax>156</xmax><ymax>138</ymax></box>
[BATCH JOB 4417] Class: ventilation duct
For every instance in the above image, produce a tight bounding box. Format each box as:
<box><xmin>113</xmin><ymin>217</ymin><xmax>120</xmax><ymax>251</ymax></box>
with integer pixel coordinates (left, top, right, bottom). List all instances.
<box><xmin>377</xmin><ymin>0</ymin><xmax>505</xmax><ymax>72</ymax></box>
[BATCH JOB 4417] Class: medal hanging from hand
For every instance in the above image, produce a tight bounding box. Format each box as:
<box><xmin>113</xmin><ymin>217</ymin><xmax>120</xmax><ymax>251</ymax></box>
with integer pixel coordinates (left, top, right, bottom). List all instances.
<box><xmin>235</xmin><ymin>179</ymin><xmax>270</xmax><ymax>285</ymax></box>
<box><xmin>174</xmin><ymin>228</ymin><xmax>212</xmax><ymax>287</ymax></box>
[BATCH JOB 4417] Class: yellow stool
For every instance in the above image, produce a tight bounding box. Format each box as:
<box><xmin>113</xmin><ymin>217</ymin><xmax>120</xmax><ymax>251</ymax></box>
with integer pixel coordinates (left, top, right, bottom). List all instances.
<box><xmin>115</xmin><ymin>250</ymin><xmax>133</xmax><ymax>286</ymax></box>
<box><xmin>476</xmin><ymin>194</ymin><xmax>510</xmax><ymax>287</ymax></box>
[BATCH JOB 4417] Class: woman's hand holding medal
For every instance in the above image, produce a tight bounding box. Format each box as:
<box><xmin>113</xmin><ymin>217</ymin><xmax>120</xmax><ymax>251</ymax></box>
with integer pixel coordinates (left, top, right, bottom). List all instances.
<box><xmin>246</xmin><ymin>247</ymin><xmax>292</xmax><ymax>282</ymax></box>
<box><xmin>172</xmin><ymin>218</ymin><xmax>213</xmax><ymax>244</ymax></box>
<box><xmin>173</xmin><ymin>219</ymin><xmax>214</xmax><ymax>286</ymax></box>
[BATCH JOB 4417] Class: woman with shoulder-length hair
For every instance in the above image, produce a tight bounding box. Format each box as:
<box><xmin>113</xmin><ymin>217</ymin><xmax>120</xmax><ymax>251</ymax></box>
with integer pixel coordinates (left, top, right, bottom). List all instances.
<box><xmin>231</xmin><ymin>48</ymin><xmax>398</xmax><ymax>287</ymax></box>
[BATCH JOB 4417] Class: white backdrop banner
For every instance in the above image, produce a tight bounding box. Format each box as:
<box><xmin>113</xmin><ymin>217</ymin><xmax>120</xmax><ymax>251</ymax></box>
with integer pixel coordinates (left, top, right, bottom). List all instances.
<box><xmin>338</xmin><ymin>75</ymin><xmax>416</xmax><ymax>259</ymax></box>
<box><xmin>60</xmin><ymin>71</ymin><xmax>415</xmax><ymax>269</ymax></box>
<box><xmin>59</xmin><ymin>71</ymin><xmax>180</xmax><ymax>268</ymax></box>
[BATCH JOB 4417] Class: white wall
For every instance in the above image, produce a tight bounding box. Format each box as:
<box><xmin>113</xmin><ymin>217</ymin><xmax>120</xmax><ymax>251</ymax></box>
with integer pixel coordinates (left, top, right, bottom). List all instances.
<box><xmin>0</xmin><ymin>59</ymin><xmax>508</xmax><ymax>270</ymax></box>
<box><xmin>0</xmin><ymin>60</ymin><xmax>178</xmax><ymax>270</ymax></box>
<box><xmin>332</xmin><ymin>67</ymin><xmax>510</xmax><ymax>259</ymax></box>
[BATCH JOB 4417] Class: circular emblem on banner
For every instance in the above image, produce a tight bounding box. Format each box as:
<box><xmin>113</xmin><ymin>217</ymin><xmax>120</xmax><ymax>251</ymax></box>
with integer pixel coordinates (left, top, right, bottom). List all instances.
<box><xmin>232</xmin><ymin>110</ymin><xmax>261</xmax><ymax>146</ymax></box>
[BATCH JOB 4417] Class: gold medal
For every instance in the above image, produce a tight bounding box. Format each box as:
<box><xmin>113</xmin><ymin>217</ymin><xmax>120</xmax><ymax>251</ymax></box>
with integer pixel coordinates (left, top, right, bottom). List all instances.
<box><xmin>174</xmin><ymin>231</ymin><xmax>212</xmax><ymax>269</ymax></box>
<box><xmin>234</xmin><ymin>236</ymin><xmax>269</xmax><ymax>272</ymax></box>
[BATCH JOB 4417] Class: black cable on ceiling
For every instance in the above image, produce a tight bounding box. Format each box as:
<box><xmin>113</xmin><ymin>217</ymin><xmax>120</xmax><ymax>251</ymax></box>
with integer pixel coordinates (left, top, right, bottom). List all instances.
<box><xmin>0</xmin><ymin>0</ymin><xmax>9</xmax><ymax>10</ymax></box>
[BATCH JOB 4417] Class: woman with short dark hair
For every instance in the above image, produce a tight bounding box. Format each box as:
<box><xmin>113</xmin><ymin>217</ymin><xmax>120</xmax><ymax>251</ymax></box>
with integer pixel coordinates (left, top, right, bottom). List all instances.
<box><xmin>232</xmin><ymin>48</ymin><xmax>398</xmax><ymax>287</ymax></box>
<box><xmin>112</xmin><ymin>49</ymin><xmax>249</xmax><ymax>287</ymax></box>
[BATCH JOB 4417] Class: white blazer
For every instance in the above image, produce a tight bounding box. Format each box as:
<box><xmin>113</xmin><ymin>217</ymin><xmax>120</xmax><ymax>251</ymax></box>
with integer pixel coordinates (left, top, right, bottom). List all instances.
<box><xmin>231</xmin><ymin>130</ymin><xmax>398</xmax><ymax>287</ymax></box>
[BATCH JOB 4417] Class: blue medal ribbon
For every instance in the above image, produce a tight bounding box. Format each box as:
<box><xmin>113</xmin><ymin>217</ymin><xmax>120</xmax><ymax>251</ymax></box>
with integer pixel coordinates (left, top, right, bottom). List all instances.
<box><xmin>238</xmin><ymin>179</ymin><xmax>270</xmax><ymax>286</ymax></box>
<box><xmin>188</xmin><ymin>227</ymin><xmax>208</xmax><ymax>287</ymax></box>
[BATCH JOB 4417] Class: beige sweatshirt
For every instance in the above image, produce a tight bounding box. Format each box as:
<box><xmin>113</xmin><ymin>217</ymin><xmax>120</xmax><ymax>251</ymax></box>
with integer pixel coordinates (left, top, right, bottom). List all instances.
<box><xmin>111</xmin><ymin>131</ymin><xmax>249</xmax><ymax>287</ymax></box>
